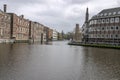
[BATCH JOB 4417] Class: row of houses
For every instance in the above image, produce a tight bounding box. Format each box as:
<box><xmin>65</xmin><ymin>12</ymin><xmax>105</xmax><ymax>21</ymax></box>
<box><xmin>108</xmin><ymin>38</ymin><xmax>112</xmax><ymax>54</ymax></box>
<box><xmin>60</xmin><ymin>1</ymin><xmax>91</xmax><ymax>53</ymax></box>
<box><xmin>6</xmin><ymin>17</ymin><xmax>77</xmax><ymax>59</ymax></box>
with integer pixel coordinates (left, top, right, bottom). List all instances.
<box><xmin>0</xmin><ymin>4</ymin><xmax>61</xmax><ymax>43</ymax></box>
<box><xmin>81</xmin><ymin>7</ymin><xmax>120</xmax><ymax>45</ymax></box>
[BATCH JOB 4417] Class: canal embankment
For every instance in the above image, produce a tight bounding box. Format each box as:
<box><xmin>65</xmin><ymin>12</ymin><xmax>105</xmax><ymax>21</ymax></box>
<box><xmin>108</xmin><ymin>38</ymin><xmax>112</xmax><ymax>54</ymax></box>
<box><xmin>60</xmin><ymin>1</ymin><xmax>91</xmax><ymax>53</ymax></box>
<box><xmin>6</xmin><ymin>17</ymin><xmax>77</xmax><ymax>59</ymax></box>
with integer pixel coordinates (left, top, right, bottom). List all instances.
<box><xmin>68</xmin><ymin>42</ymin><xmax>120</xmax><ymax>49</ymax></box>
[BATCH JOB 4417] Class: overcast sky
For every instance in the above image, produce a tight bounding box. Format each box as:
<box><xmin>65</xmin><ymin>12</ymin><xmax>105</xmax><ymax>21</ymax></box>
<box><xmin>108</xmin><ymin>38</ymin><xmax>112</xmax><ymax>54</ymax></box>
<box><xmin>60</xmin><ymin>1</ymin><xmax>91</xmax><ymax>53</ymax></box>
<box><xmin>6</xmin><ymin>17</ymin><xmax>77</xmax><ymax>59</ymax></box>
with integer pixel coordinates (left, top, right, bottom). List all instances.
<box><xmin>0</xmin><ymin>0</ymin><xmax>120</xmax><ymax>33</ymax></box>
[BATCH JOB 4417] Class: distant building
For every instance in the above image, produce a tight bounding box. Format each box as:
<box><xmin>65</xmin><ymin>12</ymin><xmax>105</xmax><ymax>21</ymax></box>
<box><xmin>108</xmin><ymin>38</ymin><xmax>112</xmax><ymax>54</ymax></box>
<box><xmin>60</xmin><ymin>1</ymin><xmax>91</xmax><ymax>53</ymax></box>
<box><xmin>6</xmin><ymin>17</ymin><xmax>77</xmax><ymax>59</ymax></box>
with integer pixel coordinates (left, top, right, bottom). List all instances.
<box><xmin>43</xmin><ymin>26</ymin><xmax>49</xmax><ymax>42</ymax></box>
<box><xmin>58</xmin><ymin>32</ymin><xmax>63</xmax><ymax>40</ymax></box>
<box><xmin>29</xmin><ymin>21</ymin><xmax>44</xmax><ymax>43</ymax></box>
<box><xmin>52</xmin><ymin>30</ymin><xmax>58</xmax><ymax>41</ymax></box>
<box><xmin>48</xmin><ymin>29</ymin><xmax>53</xmax><ymax>41</ymax></box>
<box><xmin>74</xmin><ymin>24</ymin><xmax>82</xmax><ymax>42</ymax></box>
<box><xmin>88</xmin><ymin>7</ymin><xmax>120</xmax><ymax>44</ymax></box>
<box><xmin>0</xmin><ymin>5</ymin><xmax>11</xmax><ymax>43</ymax></box>
<box><xmin>0</xmin><ymin>4</ymin><xmax>59</xmax><ymax>43</ymax></box>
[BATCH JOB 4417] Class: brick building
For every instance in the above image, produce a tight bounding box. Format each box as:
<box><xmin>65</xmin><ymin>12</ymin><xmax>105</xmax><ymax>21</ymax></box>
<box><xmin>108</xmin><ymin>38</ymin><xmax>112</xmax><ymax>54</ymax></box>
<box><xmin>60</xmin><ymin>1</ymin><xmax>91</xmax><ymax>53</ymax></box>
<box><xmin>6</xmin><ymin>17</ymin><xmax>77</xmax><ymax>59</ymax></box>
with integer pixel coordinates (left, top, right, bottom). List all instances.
<box><xmin>88</xmin><ymin>7</ymin><xmax>120</xmax><ymax>44</ymax></box>
<box><xmin>0</xmin><ymin>5</ymin><xmax>11</xmax><ymax>43</ymax></box>
<box><xmin>48</xmin><ymin>28</ymin><xmax>53</xmax><ymax>41</ymax></box>
<box><xmin>29</xmin><ymin>21</ymin><xmax>44</xmax><ymax>43</ymax></box>
<box><xmin>0</xmin><ymin>4</ymin><xmax>58</xmax><ymax>43</ymax></box>
<box><xmin>43</xmin><ymin>26</ymin><xmax>49</xmax><ymax>42</ymax></box>
<box><xmin>8</xmin><ymin>13</ymin><xmax>30</xmax><ymax>42</ymax></box>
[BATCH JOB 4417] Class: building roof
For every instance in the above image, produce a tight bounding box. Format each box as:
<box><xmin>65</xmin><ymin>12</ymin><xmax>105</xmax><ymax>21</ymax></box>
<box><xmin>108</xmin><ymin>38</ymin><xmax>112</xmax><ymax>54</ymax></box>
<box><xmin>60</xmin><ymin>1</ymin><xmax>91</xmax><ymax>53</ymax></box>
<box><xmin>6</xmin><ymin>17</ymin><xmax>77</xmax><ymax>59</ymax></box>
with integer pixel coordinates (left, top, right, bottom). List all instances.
<box><xmin>91</xmin><ymin>7</ymin><xmax>120</xmax><ymax>19</ymax></box>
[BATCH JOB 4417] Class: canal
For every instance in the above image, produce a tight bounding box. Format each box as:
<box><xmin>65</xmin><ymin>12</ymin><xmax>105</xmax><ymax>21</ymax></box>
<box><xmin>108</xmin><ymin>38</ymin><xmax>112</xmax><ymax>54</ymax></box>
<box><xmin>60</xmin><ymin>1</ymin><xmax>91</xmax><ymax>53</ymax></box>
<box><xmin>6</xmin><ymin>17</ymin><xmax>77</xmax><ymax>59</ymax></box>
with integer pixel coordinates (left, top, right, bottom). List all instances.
<box><xmin>0</xmin><ymin>41</ymin><xmax>120</xmax><ymax>80</ymax></box>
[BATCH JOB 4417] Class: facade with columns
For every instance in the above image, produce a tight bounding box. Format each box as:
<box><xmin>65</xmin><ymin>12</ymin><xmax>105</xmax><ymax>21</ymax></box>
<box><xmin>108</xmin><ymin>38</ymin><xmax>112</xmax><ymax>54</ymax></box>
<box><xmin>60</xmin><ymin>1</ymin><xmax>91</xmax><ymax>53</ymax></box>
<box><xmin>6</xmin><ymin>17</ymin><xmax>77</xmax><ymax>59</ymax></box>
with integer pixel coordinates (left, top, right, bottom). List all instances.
<box><xmin>88</xmin><ymin>7</ymin><xmax>120</xmax><ymax>44</ymax></box>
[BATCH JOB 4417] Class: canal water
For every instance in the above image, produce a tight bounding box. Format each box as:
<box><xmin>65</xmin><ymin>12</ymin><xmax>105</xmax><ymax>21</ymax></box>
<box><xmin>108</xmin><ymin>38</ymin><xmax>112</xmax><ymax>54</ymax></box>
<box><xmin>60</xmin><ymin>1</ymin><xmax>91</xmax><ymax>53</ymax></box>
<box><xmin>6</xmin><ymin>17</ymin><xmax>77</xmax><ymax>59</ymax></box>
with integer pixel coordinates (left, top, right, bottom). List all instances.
<box><xmin>0</xmin><ymin>41</ymin><xmax>120</xmax><ymax>80</ymax></box>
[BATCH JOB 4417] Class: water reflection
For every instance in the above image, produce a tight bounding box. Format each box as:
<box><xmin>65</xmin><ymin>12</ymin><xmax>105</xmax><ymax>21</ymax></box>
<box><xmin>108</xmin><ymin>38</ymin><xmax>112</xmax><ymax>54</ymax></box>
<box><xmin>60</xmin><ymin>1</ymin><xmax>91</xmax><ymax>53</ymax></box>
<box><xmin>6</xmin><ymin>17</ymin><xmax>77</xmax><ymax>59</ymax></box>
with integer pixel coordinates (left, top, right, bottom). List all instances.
<box><xmin>0</xmin><ymin>42</ymin><xmax>120</xmax><ymax>80</ymax></box>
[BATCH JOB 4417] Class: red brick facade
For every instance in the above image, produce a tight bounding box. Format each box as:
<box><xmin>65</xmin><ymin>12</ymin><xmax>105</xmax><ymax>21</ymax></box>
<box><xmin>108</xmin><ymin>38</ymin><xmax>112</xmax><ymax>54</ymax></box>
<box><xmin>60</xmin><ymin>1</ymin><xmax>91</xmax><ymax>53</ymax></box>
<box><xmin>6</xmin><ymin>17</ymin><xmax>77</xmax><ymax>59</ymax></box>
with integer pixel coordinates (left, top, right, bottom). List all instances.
<box><xmin>0</xmin><ymin>10</ymin><xmax>11</xmax><ymax>42</ymax></box>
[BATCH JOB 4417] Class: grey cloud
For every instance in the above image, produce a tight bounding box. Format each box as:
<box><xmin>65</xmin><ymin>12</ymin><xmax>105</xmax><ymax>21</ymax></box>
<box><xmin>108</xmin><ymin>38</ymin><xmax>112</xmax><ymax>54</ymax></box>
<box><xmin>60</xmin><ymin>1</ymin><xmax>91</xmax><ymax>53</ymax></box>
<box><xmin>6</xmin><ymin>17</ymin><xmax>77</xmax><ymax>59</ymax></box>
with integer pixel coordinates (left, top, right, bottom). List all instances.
<box><xmin>0</xmin><ymin>0</ymin><xmax>119</xmax><ymax>32</ymax></box>
<box><xmin>66</xmin><ymin>0</ymin><xmax>91</xmax><ymax>4</ymax></box>
<box><xmin>1</xmin><ymin>0</ymin><xmax>45</xmax><ymax>4</ymax></box>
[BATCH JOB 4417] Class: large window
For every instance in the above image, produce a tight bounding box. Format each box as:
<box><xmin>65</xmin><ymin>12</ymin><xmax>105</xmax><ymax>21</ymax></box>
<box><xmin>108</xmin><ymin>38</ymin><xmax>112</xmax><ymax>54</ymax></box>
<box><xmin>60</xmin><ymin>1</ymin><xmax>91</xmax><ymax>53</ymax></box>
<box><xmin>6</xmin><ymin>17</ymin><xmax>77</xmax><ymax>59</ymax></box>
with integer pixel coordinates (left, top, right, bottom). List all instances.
<box><xmin>110</xmin><ymin>18</ymin><xmax>114</xmax><ymax>23</ymax></box>
<box><xmin>115</xmin><ymin>34</ymin><xmax>118</xmax><ymax>38</ymax></box>
<box><xmin>94</xmin><ymin>20</ymin><xmax>97</xmax><ymax>24</ymax></box>
<box><xmin>107</xmin><ymin>26</ymin><xmax>110</xmax><ymax>30</ymax></box>
<box><xmin>116</xmin><ymin>26</ymin><xmax>119</xmax><ymax>30</ymax></box>
<box><xmin>100</xmin><ymin>14</ymin><xmax>103</xmax><ymax>16</ymax></box>
<box><xmin>109</xmin><ymin>12</ymin><xmax>112</xmax><ymax>15</ymax></box>
<box><xmin>115</xmin><ymin>17</ymin><xmax>119</xmax><ymax>23</ymax></box>
<box><xmin>111</xmin><ymin>26</ymin><xmax>114</xmax><ymax>30</ymax></box>
<box><xmin>106</xmin><ymin>18</ymin><xmax>109</xmax><ymax>23</ymax></box>
<box><xmin>113</xmin><ymin>12</ymin><xmax>116</xmax><ymax>15</ymax></box>
<box><xmin>104</xmin><ymin>13</ymin><xmax>107</xmax><ymax>16</ymax></box>
<box><xmin>0</xmin><ymin>28</ymin><xmax>3</xmax><ymax>36</ymax></box>
<box><xmin>102</xmin><ymin>19</ymin><xmax>105</xmax><ymax>23</ymax></box>
<box><xmin>118</xmin><ymin>11</ymin><xmax>120</xmax><ymax>14</ymax></box>
<box><xmin>98</xmin><ymin>19</ymin><xmax>101</xmax><ymax>24</ymax></box>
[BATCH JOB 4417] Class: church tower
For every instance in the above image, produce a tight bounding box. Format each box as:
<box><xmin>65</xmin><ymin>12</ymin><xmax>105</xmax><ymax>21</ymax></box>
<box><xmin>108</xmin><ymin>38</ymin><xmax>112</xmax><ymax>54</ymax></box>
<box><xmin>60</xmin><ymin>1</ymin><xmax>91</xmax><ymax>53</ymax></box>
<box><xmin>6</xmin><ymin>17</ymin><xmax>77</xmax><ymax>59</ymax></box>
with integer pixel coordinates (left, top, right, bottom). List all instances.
<box><xmin>74</xmin><ymin>24</ymin><xmax>82</xmax><ymax>42</ymax></box>
<box><xmin>85</xmin><ymin>7</ymin><xmax>89</xmax><ymax>23</ymax></box>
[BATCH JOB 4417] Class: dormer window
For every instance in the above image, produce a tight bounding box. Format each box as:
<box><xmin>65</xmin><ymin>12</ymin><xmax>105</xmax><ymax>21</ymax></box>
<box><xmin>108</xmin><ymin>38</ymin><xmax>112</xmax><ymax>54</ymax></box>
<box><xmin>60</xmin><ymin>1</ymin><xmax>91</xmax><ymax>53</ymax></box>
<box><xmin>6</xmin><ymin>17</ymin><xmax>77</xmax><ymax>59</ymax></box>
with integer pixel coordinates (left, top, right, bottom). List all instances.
<box><xmin>109</xmin><ymin>12</ymin><xmax>111</xmax><ymax>15</ymax></box>
<box><xmin>100</xmin><ymin>14</ymin><xmax>103</xmax><ymax>16</ymax></box>
<box><xmin>118</xmin><ymin>11</ymin><xmax>120</xmax><ymax>14</ymax></box>
<box><xmin>104</xmin><ymin>13</ymin><xmax>107</xmax><ymax>16</ymax></box>
<box><xmin>113</xmin><ymin>12</ymin><xmax>116</xmax><ymax>15</ymax></box>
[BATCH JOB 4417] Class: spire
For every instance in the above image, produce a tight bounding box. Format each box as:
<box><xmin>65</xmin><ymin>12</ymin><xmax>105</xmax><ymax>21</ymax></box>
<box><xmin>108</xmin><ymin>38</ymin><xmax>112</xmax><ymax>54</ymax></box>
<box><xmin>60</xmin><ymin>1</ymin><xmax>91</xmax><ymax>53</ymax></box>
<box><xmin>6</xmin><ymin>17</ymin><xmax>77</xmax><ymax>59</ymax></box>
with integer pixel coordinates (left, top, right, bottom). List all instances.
<box><xmin>85</xmin><ymin>7</ymin><xmax>89</xmax><ymax>23</ymax></box>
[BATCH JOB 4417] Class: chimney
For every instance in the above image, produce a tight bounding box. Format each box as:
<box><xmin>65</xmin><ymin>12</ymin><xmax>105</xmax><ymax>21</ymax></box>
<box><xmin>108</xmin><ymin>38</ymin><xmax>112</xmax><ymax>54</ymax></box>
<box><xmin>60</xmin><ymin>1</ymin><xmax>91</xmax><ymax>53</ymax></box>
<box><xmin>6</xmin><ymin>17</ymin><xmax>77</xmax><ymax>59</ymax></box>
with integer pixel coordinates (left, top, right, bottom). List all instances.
<box><xmin>3</xmin><ymin>4</ymin><xmax>7</xmax><ymax>13</ymax></box>
<box><xmin>20</xmin><ymin>15</ymin><xmax>24</xmax><ymax>18</ymax></box>
<box><xmin>21</xmin><ymin>15</ymin><xmax>24</xmax><ymax>18</ymax></box>
<box><xmin>85</xmin><ymin>7</ymin><xmax>89</xmax><ymax>23</ymax></box>
<box><xmin>76</xmin><ymin>24</ymin><xmax>79</xmax><ymax>27</ymax></box>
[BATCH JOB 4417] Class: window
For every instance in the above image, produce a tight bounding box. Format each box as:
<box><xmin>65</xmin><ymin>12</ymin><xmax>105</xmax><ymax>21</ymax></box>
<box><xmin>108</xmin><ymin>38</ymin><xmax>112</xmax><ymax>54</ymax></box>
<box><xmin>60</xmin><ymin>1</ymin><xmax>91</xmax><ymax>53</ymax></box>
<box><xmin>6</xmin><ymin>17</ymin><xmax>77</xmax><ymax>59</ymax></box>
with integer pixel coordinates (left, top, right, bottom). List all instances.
<box><xmin>106</xmin><ymin>18</ymin><xmax>109</xmax><ymax>23</ymax></box>
<box><xmin>94</xmin><ymin>20</ymin><xmax>97</xmax><ymax>24</ymax></box>
<box><xmin>100</xmin><ymin>14</ymin><xmax>103</xmax><ymax>16</ymax></box>
<box><xmin>102</xmin><ymin>19</ymin><xmax>105</xmax><ymax>23</ymax></box>
<box><xmin>111</xmin><ymin>27</ymin><xmax>113</xmax><ymax>29</ymax></box>
<box><xmin>110</xmin><ymin>18</ymin><xmax>114</xmax><ymax>23</ymax></box>
<box><xmin>106</xmin><ymin>35</ymin><xmax>108</xmax><ymax>38</ymax></box>
<box><xmin>118</xmin><ymin>11</ymin><xmax>120</xmax><ymax>14</ymax></box>
<box><xmin>0</xmin><ymin>28</ymin><xmax>3</xmax><ymax>36</ymax></box>
<box><xmin>109</xmin><ymin>12</ymin><xmax>112</xmax><ymax>15</ymax></box>
<box><xmin>111</xmin><ymin>35</ymin><xmax>113</xmax><ymax>38</ymax></box>
<box><xmin>115</xmin><ymin>34</ymin><xmax>118</xmax><ymax>38</ymax></box>
<box><xmin>113</xmin><ymin>12</ymin><xmax>116</xmax><ymax>15</ymax></box>
<box><xmin>98</xmin><ymin>19</ymin><xmax>101</xmax><ymax>24</ymax></box>
<box><xmin>107</xmin><ymin>26</ymin><xmax>109</xmax><ymax>30</ymax></box>
<box><xmin>116</xmin><ymin>26</ymin><xmax>118</xmax><ymax>30</ymax></box>
<box><xmin>115</xmin><ymin>17</ymin><xmax>119</xmax><ymax>23</ymax></box>
<box><xmin>102</xmin><ymin>27</ymin><xmax>104</xmax><ymax>30</ymax></box>
<box><xmin>104</xmin><ymin>13</ymin><xmax>107</xmax><ymax>16</ymax></box>
<box><xmin>102</xmin><ymin>35</ymin><xmax>104</xmax><ymax>38</ymax></box>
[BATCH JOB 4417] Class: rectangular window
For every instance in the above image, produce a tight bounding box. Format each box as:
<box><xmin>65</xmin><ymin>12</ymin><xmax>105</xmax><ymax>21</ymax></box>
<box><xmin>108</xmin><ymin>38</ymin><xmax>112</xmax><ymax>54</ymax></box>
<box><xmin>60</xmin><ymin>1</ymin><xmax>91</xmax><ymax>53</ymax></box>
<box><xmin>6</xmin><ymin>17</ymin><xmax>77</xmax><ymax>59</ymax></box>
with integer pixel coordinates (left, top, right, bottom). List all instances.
<box><xmin>102</xmin><ymin>19</ymin><xmax>105</xmax><ymax>23</ymax></box>
<box><xmin>110</xmin><ymin>18</ymin><xmax>114</xmax><ymax>23</ymax></box>
<box><xmin>116</xmin><ymin>26</ymin><xmax>119</xmax><ymax>30</ymax></box>
<box><xmin>115</xmin><ymin>17</ymin><xmax>119</xmax><ymax>23</ymax></box>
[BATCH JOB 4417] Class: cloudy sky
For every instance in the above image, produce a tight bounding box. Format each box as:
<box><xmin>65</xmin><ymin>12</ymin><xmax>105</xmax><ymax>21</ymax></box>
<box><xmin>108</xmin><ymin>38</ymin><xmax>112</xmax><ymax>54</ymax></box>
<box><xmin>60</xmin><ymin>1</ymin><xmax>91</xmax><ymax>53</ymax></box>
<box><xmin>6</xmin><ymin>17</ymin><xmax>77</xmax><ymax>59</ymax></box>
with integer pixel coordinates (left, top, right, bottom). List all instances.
<box><xmin>0</xmin><ymin>0</ymin><xmax>120</xmax><ymax>32</ymax></box>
